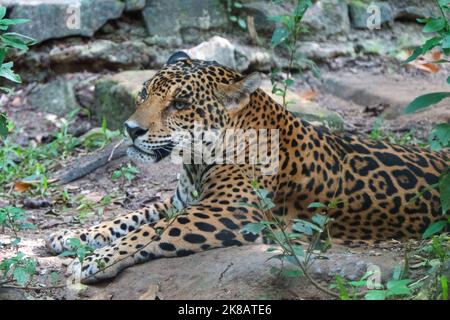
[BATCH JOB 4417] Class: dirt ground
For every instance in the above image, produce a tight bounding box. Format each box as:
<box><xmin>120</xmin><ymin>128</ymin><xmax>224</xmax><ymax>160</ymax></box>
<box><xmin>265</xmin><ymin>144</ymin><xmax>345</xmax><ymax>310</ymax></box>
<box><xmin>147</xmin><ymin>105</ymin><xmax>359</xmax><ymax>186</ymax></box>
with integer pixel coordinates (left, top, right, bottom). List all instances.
<box><xmin>0</xmin><ymin>55</ymin><xmax>448</xmax><ymax>300</ymax></box>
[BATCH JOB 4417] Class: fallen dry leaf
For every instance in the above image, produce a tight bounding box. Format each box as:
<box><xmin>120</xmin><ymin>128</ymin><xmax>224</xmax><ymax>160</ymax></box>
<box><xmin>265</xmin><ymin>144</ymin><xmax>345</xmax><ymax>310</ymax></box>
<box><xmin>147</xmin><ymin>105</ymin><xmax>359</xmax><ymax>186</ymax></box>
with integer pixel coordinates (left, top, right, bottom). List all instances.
<box><xmin>409</xmin><ymin>61</ymin><xmax>440</xmax><ymax>73</ymax></box>
<box><xmin>14</xmin><ymin>181</ymin><xmax>32</xmax><ymax>192</ymax></box>
<box><xmin>299</xmin><ymin>90</ymin><xmax>318</xmax><ymax>101</ymax></box>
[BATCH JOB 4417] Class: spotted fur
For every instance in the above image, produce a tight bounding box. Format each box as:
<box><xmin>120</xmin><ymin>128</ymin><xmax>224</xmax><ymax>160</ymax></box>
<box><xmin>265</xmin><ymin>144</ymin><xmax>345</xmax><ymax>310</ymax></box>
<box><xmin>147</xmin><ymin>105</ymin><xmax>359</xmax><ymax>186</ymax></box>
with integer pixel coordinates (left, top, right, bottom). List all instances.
<box><xmin>47</xmin><ymin>53</ymin><xmax>449</xmax><ymax>283</ymax></box>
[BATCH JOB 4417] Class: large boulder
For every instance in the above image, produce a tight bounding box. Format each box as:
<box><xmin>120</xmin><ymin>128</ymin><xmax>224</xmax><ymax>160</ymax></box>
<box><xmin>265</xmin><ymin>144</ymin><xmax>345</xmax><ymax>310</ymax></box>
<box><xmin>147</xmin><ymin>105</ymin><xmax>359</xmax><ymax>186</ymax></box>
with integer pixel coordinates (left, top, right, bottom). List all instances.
<box><xmin>240</xmin><ymin>0</ymin><xmax>350</xmax><ymax>41</ymax></box>
<box><xmin>185</xmin><ymin>36</ymin><xmax>237</xmax><ymax>70</ymax></box>
<box><xmin>389</xmin><ymin>0</ymin><xmax>439</xmax><ymax>21</ymax></box>
<box><xmin>302</xmin><ymin>0</ymin><xmax>351</xmax><ymax>40</ymax></box>
<box><xmin>70</xmin><ymin>244</ymin><xmax>399</xmax><ymax>300</ymax></box>
<box><xmin>142</xmin><ymin>0</ymin><xmax>228</xmax><ymax>44</ymax></box>
<box><xmin>184</xmin><ymin>36</ymin><xmax>272</xmax><ymax>72</ymax></box>
<box><xmin>3</xmin><ymin>0</ymin><xmax>125</xmax><ymax>43</ymax></box>
<box><xmin>48</xmin><ymin>40</ymin><xmax>158</xmax><ymax>70</ymax></box>
<box><xmin>93</xmin><ymin>70</ymin><xmax>156</xmax><ymax>129</ymax></box>
<box><xmin>28</xmin><ymin>74</ymin><xmax>83</xmax><ymax>116</ymax></box>
<box><xmin>123</xmin><ymin>0</ymin><xmax>146</xmax><ymax>12</ymax></box>
<box><xmin>348</xmin><ymin>1</ymin><xmax>394</xmax><ymax>29</ymax></box>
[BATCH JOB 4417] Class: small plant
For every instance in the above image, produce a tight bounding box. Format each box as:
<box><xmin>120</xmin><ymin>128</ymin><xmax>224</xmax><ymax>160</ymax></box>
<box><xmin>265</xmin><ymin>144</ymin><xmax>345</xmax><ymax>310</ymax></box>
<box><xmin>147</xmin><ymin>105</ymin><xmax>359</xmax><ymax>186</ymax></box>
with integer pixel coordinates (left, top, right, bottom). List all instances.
<box><xmin>59</xmin><ymin>238</ymin><xmax>94</xmax><ymax>266</ymax></box>
<box><xmin>225</xmin><ymin>0</ymin><xmax>247</xmax><ymax>30</ymax></box>
<box><xmin>0</xmin><ymin>206</ymin><xmax>38</xmax><ymax>288</ymax></box>
<box><xmin>240</xmin><ymin>178</ymin><xmax>339</xmax><ymax>298</ymax></box>
<box><xmin>269</xmin><ymin>0</ymin><xmax>318</xmax><ymax>108</ymax></box>
<box><xmin>111</xmin><ymin>163</ymin><xmax>139</xmax><ymax>182</ymax></box>
<box><xmin>81</xmin><ymin>118</ymin><xmax>121</xmax><ymax>150</ymax></box>
<box><xmin>331</xmin><ymin>264</ymin><xmax>413</xmax><ymax>300</ymax></box>
<box><xmin>0</xmin><ymin>6</ymin><xmax>35</xmax><ymax>139</ymax></box>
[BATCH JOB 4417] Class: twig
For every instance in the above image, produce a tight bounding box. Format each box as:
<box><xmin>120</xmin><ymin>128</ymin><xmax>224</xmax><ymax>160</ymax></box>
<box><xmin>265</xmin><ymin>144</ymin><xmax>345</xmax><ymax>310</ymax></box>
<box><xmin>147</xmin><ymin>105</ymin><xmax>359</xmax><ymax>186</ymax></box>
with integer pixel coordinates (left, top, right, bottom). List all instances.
<box><xmin>1</xmin><ymin>284</ymin><xmax>67</xmax><ymax>290</ymax></box>
<box><xmin>108</xmin><ymin>139</ymin><xmax>125</xmax><ymax>162</ymax></box>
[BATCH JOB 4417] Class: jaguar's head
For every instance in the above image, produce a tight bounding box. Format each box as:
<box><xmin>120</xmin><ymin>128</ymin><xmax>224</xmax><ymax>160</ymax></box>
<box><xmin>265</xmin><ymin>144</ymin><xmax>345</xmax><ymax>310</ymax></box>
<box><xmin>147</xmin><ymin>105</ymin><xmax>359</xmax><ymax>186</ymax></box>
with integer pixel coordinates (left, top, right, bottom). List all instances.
<box><xmin>124</xmin><ymin>51</ymin><xmax>261</xmax><ymax>163</ymax></box>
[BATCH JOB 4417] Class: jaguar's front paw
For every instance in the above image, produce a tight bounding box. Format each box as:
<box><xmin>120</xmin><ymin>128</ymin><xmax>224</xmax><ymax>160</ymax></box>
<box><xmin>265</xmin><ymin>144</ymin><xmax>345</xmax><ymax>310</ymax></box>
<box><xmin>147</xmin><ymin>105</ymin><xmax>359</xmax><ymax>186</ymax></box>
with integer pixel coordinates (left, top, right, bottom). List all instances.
<box><xmin>45</xmin><ymin>230</ymin><xmax>79</xmax><ymax>254</ymax></box>
<box><xmin>66</xmin><ymin>248</ymin><xmax>129</xmax><ymax>284</ymax></box>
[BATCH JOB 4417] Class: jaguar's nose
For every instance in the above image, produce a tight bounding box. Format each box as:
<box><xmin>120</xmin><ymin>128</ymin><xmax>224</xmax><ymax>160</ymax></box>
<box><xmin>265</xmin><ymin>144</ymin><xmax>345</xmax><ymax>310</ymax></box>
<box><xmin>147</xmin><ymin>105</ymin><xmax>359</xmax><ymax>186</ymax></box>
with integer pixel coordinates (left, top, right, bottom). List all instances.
<box><xmin>124</xmin><ymin>121</ymin><xmax>148</xmax><ymax>141</ymax></box>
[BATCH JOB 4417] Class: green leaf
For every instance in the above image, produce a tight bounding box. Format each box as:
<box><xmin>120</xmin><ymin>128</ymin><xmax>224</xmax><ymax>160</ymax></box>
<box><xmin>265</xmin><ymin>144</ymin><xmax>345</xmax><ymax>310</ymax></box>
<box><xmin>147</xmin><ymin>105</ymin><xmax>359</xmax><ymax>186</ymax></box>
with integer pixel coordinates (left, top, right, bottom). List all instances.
<box><xmin>0</xmin><ymin>112</ymin><xmax>8</xmax><ymax>139</ymax></box>
<box><xmin>405</xmin><ymin>92</ymin><xmax>450</xmax><ymax>113</ymax></box>
<box><xmin>13</xmin><ymin>267</ymin><xmax>29</xmax><ymax>286</ymax></box>
<box><xmin>1</xmin><ymin>34</ymin><xmax>30</xmax><ymax>51</ymax></box>
<box><xmin>0</xmin><ymin>18</ymin><xmax>30</xmax><ymax>26</ymax></box>
<box><xmin>441</xmin><ymin>275</ymin><xmax>448</xmax><ymax>300</ymax></box>
<box><xmin>0</xmin><ymin>49</ymin><xmax>5</xmax><ymax>65</ymax></box>
<box><xmin>439</xmin><ymin>172</ymin><xmax>450</xmax><ymax>214</ymax></box>
<box><xmin>429</xmin><ymin>123</ymin><xmax>450</xmax><ymax>151</ymax></box>
<box><xmin>271</xmin><ymin>27</ymin><xmax>289</xmax><ymax>47</ymax></box>
<box><xmin>111</xmin><ymin>170</ymin><xmax>122</xmax><ymax>180</ymax></box>
<box><xmin>292</xmin><ymin>219</ymin><xmax>322</xmax><ymax>236</ymax></box>
<box><xmin>365</xmin><ymin>290</ymin><xmax>386</xmax><ymax>300</ymax></box>
<box><xmin>237</xmin><ymin>18</ymin><xmax>246</xmax><ymax>29</ymax></box>
<box><xmin>447</xmin><ymin>76</ymin><xmax>450</xmax><ymax>84</ymax></box>
<box><xmin>386</xmin><ymin>279</ymin><xmax>412</xmax><ymax>297</ymax></box>
<box><xmin>0</xmin><ymin>7</ymin><xmax>6</xmax><ymax>20</ymax></box>
<box><xmin>443</xmin><ymin>35</ymin><xmax>450</xmax><ymax>49</ymax></box>
<box><xmin>312</xmin><ymin>214</ymin><xmax>329</xmax><ymax>227</ymax></box>
<box><xmin>0</xmin><ymin>65</ymin><xmax>21</xmax><ymax>83</ymax></box>
<box><xmin>422</xmin><ymin>17</ymin><xmax>446</xmax><ymax>33</ymax></box>
<box><xmin>240</xmin><ymin>222</ymin><xmax>267</xmax><ymax>235</ymax></box>
<box><xmin>308</xmin><ymin>202</ymin><xmax>327</xmax><ymax>209</ymax></box>
<box><xmin>422</xmin><ymin>220</ymin><xmax>447</xmax><ymax>239</ymax></box>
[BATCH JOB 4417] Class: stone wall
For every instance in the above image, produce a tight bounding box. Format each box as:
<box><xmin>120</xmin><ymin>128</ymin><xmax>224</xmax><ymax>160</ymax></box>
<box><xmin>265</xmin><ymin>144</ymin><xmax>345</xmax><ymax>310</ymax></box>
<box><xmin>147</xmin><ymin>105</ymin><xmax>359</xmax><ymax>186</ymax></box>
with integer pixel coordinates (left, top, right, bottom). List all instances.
<box><xmin>1</xmin><ymin>0</ymin><xmax>438</xmax><ymax>81</ymax></box>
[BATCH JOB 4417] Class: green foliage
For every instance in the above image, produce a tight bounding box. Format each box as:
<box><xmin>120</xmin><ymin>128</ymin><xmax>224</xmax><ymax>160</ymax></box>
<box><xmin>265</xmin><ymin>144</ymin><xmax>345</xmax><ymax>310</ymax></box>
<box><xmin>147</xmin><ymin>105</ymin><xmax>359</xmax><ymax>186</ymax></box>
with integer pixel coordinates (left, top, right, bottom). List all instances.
<box><xmin>0</xmin><ymin>6</ymin><xmax>35</xmax><ymax>139</ymax></box>
<box><xmin>111</xmin><ymin>163</ymin><xmax>139</xmax><ymax>182</ymax></box>
<box><xmin>240</xmin><ymin>178</ymin><xmax>337</xmax><ymax>296</ymax></box>
<box><xmin>269</xmin><ymin>0</ymin><xmax>316</xmax><ymax>108</ymax></box>
<box><xmin>0</xmin><ymin>116</ymin><xmax>120</xmax><ymax>194</ymax></box>
<box><xmin>403</xmin><ymin>1</ymin><xmax>450</xmax><ymax>113</ymax></box>
<box><xmin>59</xmin><ymin>238</ymin><xmax>94</xmax><ymax>265</ymax></box>
<box><xmin>331</xmin><ymin>268</ymin><xmax>413</xmax><ymax>300</ymax></box>
<box><xmin>225</xmin><ymin>0</ymin><xmax>247</xmax><ymax>30</ymax></box>
<box><xmin>0</xmin><ymin>252</ymin><xmax>36</xmax><ymax>286</ymax></box>
<box><xmin>81</xmin><ymin>118</ymin><xmax>121</xmax><ymax>150</ymax></box>
<box><xmin>412</xmin><ymin>233</ymin><xmax>450</xmax><ymax>299</ymax></box>
<box><xmin>0</xmin><ymin>206</ymin><xmax>38</xmax><ymax>287</ymax></box>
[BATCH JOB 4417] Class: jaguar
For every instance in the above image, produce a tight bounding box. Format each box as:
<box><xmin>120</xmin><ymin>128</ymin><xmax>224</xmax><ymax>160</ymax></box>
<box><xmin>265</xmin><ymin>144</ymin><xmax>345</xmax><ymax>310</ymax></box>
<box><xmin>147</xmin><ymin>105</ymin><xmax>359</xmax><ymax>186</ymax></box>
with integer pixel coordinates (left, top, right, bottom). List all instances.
<box><xmin>47</xmin><ymin>52</ymin><xmax>449</xmax><ymax>284</ymax></box>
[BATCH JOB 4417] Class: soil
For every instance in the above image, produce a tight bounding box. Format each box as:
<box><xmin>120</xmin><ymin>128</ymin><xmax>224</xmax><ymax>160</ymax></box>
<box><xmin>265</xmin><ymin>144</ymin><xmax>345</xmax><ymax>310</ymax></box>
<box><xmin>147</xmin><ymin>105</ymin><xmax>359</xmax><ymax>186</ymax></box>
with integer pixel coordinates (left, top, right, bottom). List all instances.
<box><xmin>0</xmin><ymin>55</ymin><xmax>448</xmax><ymax>300</ymax></box>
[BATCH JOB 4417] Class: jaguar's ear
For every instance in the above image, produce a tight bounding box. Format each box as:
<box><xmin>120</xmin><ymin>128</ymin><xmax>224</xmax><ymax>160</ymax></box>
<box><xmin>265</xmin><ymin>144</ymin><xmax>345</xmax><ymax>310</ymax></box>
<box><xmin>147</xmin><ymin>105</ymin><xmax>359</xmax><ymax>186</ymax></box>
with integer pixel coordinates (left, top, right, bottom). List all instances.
<box><xmin>215</xmin><ymin>72</ymin><xmax>261</xmax><ymax>109</ymax></box>
<box><xmin>166</xmin><ymin>51</ymin><xmax>191</xmax><ymax>65</ymax></box>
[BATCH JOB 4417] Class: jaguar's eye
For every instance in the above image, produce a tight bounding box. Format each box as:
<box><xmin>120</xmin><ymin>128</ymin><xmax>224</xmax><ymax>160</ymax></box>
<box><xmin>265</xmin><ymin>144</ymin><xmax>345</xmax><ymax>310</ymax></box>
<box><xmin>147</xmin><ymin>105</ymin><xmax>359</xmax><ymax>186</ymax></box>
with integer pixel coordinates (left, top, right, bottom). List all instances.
<box><xmin>172</xmin><ymin>99</ymin><xmax>190</xmax><ymax>110</ymax></box>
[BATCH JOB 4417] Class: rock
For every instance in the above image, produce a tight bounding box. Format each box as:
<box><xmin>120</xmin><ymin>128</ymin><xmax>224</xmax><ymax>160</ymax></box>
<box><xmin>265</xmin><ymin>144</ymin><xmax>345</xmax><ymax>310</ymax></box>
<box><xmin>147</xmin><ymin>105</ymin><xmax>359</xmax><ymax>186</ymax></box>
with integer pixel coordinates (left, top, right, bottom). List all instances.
<box><xmin>123</xmin><ymin>0</ymin><xmax>146</xmax><ymax>11</ymax></box>
<box><xmin>303</xmin><ymin>0</ymin><xmax>351</xmax><ymax>40</ymax></box>
<box><xmin>298</xmin><ymin>41</ymin><xmax>355</xmax><ymax>62</ymax></box>
<box><xmin>240</xmin><ymin>1</ymin><xmax>290</xmax><ymax>37</ymax></box>
<box><xmin>141</xmin><ymin>0</ymin><xmax>228</xmax><ymax>44</ymax></box>
<box><xmin>28</xmin><ymin>75</ymin><xmax>82</xmax><ymax>116</ymax></box>
<box><xmin>321</xmin><ymin>71</ymin><xmax>450</xmax><ymax>120</ymax></box>
<box><xmin>4</xmin><ymin>0</ymin><xmax>124</xmax><ymax>43</ymax></box>
<box><xmin>185</xmin><ymin>36</ymin><xmax>272</xmax><ymax>72</ymax></box>
<box><xmin>0</xmin><ymin>288</ymin><xmax>26</xmax><ymax>300</ymax></box>
<box><xmin>93</xmin><ymin>70</ymin><xmax>157</xmax><ymax>129</ymax></box>
<box><xmin>234</xmin><ymin>44</ymin><xmax>272</xmax><ymax>72</ymax></box>
<box><xmin>390</xmin><ymin>0</ymin><xmax>439</xmax><ymax>21</ymax></box>
<box><xmin>77</xmin><ymin>244</ymin><xmax>399</xmax><ymax>300</ymax></box>
<box><xmin>261</xmin><ymin>81</ymin><xmax>344</xmax><ymax>132</ymax></box>
<box><xmin>348</xmin><ymin>1</ymin><xmax>394</xmax><ymax>29</ymax></box>
<box><xmin>49</xmin><ymin>40</ymin><xmax>158</xmax><ymax>70</ymax></box>
<box><xmin>185</xmin><ymin>36</ymin><xmax>237</xmax><ymax>69</ymax></box>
